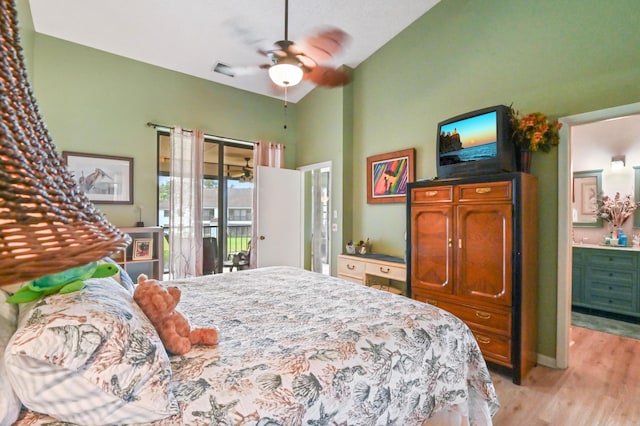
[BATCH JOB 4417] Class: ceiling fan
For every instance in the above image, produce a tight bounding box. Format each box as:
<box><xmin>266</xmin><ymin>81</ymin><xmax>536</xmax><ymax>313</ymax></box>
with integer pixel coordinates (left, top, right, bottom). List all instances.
<box><xmin>226</xmin><ymin>158</ymin><xmax>253</xmax><ymax>182</ymax></box>
<box><xmin>215</xmin><ymin>0</ymin><xmax>351</xmax><ymax>89</ymax></box>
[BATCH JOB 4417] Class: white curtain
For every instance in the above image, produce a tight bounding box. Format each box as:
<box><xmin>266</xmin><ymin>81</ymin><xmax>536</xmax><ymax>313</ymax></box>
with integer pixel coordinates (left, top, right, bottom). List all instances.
<box><xmin>250</xmin><ymin>141</ymin><xmax>285</xmax><ymax>268</ymax></box>
<box><xmin>169</xmin><ymin>127</ymin><xmax>204</xmax><ymax>279</ymax></box>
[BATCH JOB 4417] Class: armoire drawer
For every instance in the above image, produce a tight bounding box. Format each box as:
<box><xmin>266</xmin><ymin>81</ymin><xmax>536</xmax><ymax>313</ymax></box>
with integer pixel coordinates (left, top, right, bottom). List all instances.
<box><xmin>471</xmin><ymin>329</ymin><xmax>512</xmax><ymax>367</ymax></box>
<box><xmin>425</xmin><ymin>297</ymin><xmax>511</xmax><ymax>336</ymax></box>
<box><xmin>456</xmin><ymin>181</ymin><xmax>512</xmax><ymax>202</ymax></box>
<box><xmin>411</xmin><ymin>186</ymin><xmax>453</xmax><ymax>203</ymax></box>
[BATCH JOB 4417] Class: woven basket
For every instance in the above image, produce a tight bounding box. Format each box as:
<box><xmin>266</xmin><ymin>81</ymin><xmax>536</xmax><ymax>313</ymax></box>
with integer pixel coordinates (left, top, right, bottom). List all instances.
<box><xmin>0</xmin><ymin>0</ymin><xmax>130</xmax><ymax>286</ymax></box>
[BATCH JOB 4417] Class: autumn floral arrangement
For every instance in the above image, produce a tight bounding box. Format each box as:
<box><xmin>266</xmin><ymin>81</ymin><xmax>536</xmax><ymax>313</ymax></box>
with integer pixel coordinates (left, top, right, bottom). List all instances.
<box><xmin>509</xmin><ymin>105</ymin><xmax>562</xmax><ymax>152</ymax></box>
<box><xmin>597</xmin><ymin>192</ymin><xmax>640</xmax><ymax>228</ymax></box>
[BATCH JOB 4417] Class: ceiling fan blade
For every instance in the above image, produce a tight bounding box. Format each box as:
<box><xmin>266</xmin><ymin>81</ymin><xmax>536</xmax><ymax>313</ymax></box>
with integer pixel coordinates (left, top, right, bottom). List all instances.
<box><xmin>305</xmin><ymin>66</ymin><xmax>350</xmax><ymax>87</ymax></box>
<box><xmin>214</xmin><ymin>62</ymin><xmax>269</xmax><ymax>77</ymax></box>
<box><xmin>297</xmin><ymin>28</ymin><xmax>349</xmax><ymax>64</ymax></box>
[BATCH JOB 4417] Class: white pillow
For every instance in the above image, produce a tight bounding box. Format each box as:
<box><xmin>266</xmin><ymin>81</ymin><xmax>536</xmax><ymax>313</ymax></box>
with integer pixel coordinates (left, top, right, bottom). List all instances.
<box><xmin>0</xmin><ymin>289</ymin><xmax>21</xmax><ymax>426</ymax></box>
<box><xmin>5</xmin><ymin>277</ymin><xmax>178</xmax><ymax>425</ymax></box>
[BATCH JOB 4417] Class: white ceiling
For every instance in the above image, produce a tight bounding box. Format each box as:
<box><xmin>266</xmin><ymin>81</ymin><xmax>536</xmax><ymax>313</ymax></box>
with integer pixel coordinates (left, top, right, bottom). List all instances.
<box><xmin>28</xmin><ymin>0</ymin><xmax>441</xmax><ymax>103</ymax></box>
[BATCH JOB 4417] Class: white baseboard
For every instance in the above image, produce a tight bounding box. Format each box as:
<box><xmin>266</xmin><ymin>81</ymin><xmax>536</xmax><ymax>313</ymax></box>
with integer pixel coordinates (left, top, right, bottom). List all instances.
<box><xmin>537</xmin><ymin>353</ymin><xmax>557</xmax><ymax>368</ymax></box>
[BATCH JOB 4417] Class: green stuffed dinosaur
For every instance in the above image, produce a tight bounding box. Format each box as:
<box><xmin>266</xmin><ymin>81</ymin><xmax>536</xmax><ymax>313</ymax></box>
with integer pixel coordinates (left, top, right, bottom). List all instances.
<box><xmin>6</xmin><ymin>262</ymin><xmax>118</xmax><ymax>304</ymax></box>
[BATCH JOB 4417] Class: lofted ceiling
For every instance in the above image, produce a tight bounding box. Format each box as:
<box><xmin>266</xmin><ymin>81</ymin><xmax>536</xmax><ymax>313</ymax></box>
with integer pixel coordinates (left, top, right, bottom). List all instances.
<box><xmin>28</xmin><ymin>0</ymin><xmax>441</xmax><ymax>103</ymax></box>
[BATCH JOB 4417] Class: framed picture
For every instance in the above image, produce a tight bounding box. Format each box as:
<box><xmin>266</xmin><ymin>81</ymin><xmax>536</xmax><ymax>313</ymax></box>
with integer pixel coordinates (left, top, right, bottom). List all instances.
<box><xmin>62</xmin><ymin>151</ymin><xmax>133</xmax><ymax>204</ymax></box>
<box><xmin>132</xmin><ymin>238</ymin><xmax>153</xmax><ymax>261</ymax></box>
<box><xmin>366</xmin><ymin>148</ymin><xmax>415</xmax><ymax>204</ymax></box>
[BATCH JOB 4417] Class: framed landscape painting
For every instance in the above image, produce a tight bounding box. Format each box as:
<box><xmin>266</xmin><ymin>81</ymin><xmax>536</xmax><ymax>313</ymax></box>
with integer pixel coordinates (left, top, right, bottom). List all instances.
<box><xmin>367</xmin><ymin>148</ymin><xmax>415</xmax><ymax>204</ymax></box>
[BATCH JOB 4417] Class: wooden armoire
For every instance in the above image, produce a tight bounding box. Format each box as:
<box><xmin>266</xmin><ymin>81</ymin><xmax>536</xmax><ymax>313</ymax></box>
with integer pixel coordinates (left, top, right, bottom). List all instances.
<box><xmin>407</xmin><ymin>172</ymin><xmax>538</xmax><ymax>384</ymax></box>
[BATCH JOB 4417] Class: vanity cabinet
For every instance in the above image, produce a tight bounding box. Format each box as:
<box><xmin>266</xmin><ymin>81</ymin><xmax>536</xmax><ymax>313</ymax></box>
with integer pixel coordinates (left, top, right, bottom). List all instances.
<box><xmin>572</xmin><ymin>247</ymin><xmax>640</xmax><ymax>317</ymax></box>
<box><xmin>407</xmin><ymin>173</ymin><xmax>538</xmax><ymax>384</ymax></box>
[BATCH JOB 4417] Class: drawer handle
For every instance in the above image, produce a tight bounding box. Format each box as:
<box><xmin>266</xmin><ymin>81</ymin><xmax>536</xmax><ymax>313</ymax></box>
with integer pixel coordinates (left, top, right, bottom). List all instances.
<box><xmin>347</xmin><ymin>264</ymin><xmax>355</xmax><ymax>270</ymax></box>
<box><xmin>475</xmin><ymin>311</ymin><xmax>492</xmax><ymax>320</ymax></box>
<box><xmin>379</xmin><ymin>267</ymin><xmax>390</xmax><ymax>274</ymax></box>
<box><xmin>427</xmin><ymin>299</ymin><xmax>438</xmax><ymax>306</ymax></box>
<box><xmin>425</xmin><ymin>190</ymin><xmax>438</xmax><ymax>197</ymax></box>
<box><xmin>475</xmin><ymin>187</ymin><xmax>492</xmax><ymax>194</ymax></box>
<box><xmin>476</xmin><ymin>336</ymin><xmax>491</xmax><ymax>344</ymax></box>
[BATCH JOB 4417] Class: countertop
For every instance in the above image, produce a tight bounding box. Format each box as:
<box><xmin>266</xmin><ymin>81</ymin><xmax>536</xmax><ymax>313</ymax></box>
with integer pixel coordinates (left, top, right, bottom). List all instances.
<box><xmin>572</xmin><ymin>242</ymin><xmax>640</xmax><ymax>252</ymax></box>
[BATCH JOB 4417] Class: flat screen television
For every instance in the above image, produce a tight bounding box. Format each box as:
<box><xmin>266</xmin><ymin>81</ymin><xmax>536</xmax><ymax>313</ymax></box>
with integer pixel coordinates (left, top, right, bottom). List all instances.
<box><xmin>436</xmin><ymin>104</ymin><xmax>515</xmax><ymax>179</ymax></box>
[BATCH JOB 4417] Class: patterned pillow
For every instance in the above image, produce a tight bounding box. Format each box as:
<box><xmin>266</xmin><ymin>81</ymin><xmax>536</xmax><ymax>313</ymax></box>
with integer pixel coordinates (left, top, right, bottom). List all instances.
<box><xmin>0</xmin><ymin>289</ymin><xmax>21</xmax><ymax>426</ymax></box>
<box><xmin>4</xmin><ymin>277</ymin><xmax>178</xmax><ymax>425</ymax></box>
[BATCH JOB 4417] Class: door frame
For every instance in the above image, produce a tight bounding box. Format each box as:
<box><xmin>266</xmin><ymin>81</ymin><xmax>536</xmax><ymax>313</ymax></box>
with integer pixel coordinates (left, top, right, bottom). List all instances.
<box><xmin>556</xmin><ymin>102</ymin><xmax>640</xmax><ymax>368</ymax></box>
<box><xmin>298</xmin><ymin>161</ymin><xmax>332</xmax><ymax>274</ymax></box>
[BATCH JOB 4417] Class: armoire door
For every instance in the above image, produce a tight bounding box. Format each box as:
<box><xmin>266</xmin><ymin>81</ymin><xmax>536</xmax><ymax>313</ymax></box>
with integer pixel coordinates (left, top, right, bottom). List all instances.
<box><xmin>410</xmin><ymin>205</ymin><xmax>454</xmax><ymax>294</ymax></box>
<box><xmin>455</xmin><ymin>203</ymin><xmax>513</xmax><ymax>306</ymax></box>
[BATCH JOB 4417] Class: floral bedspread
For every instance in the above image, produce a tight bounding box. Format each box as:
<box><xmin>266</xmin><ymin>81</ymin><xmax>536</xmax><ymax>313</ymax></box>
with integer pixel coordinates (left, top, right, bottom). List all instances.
<box><xmin>17</xmin><ymin>266</ymin><xmax>499</xmax><ymax>425</ymax></box>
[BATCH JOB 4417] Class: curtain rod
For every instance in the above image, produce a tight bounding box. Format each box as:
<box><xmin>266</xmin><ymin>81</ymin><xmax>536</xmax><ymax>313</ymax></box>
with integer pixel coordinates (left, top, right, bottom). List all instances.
<box><xmin>146</xmin><ymin>121</ymin><xmax>256</xmax><ymax>146</ymax></box>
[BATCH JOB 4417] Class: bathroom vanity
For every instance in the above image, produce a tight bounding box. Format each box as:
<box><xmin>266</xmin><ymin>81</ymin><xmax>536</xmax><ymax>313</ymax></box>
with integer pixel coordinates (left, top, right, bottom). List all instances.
<box><xmin>572</xmin><ymin>244</ymin><xmax>640</xmax><ymax>319</ymax></box>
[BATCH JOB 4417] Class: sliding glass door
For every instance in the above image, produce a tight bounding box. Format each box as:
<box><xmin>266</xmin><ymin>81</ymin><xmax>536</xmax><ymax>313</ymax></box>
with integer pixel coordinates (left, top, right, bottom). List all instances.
<box><xmin>157</xmin><ymin>131</ymin><xmax>253</xmax><ymax>275</ymax></box>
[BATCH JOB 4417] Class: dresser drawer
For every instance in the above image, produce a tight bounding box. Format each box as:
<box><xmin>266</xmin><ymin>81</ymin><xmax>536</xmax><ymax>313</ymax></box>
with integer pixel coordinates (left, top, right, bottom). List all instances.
<box><xmin>411</xmin><ymin>186</ymin><xmax>453</xmax><ymax>203</ymax></box>
<box><xmin>587</xmin><ymin>277</ymin><xmax>638</xmax><ymax>313</ymax></box>
<box><xmin>365</xmin><ymin>262</ymin><xmax>405</xmax><ymax>281</ymax></box>
<box><xmin>425</xmin><ymin>298</ymin><xmax>511</xmax><ymax>336</ymax></box>
<box><xmin>588</xmin><ymin>291</ymin><xmax>638</xmax><ymax>314</ymax></box>
<box><xmin>337</xmin><ymin>256</ymin><xmax>365</xmax><ymax>279</ymax></box>
<box><xmin>471</xmin><ymin>329</ymin><xmax>512</xmax><ymax>367</ymax></box>
<box><xmin>588</xmin><ymin>250</ymin><xmax>637</xmax><ymax>270</ymax></box>
<box><xmin>338</xmin><ymin>274</ymin><xmax>363</xmax><ymax>285</ymax></box>
<box><xmin>587</xmin><ymin>267</ymin><xmax>636</xmax><ymax>286</ymax></box>
<box><xmin>457</xmin><ymin>181</ymin><xmax>512</xmax><ymax>202</ymax></box>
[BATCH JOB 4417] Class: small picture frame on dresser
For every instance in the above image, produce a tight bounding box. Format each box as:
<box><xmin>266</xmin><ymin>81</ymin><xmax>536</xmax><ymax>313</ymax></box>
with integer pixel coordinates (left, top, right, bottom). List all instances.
<box><xmin>132</xmin><ymin>238</ymin><xmax>153</xmax><ymax>261</ymax></box>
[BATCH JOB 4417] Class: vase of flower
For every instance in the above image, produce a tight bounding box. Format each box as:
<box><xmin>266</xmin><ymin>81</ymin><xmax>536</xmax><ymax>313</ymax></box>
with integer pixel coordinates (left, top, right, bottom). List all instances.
<box><xmin>518</xmin><ymin>149</ymin><xmax>532</xmax><ymax>173</ymax></box>
<box><xmin>509</xmin><ymin>105</ymin><xmax>562</xmax><ymax>174</ymax></box>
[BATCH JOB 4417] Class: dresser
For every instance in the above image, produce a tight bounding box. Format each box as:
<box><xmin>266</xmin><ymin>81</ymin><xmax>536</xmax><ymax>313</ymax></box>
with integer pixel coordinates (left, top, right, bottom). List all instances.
<box><xmin>407</xmin><ymin>173</ymin><xmax>538</xmax><ymax>384</ymax></box>
<box><xmin>572</xmin><ymin>245</ymin><xmax>640</xmax><ymax>317</ymax></box>
<box><xmin>337</xmin><ymin>254</ymin><xmax>406</xmax><ymax>295</ymax></box>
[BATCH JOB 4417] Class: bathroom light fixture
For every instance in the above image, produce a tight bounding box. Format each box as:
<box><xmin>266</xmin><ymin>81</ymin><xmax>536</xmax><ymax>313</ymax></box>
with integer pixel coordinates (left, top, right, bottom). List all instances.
<box><xmin>611</xmin><ymin>155</ymin><xmax>626</xmax><ymax>170</ymax></box>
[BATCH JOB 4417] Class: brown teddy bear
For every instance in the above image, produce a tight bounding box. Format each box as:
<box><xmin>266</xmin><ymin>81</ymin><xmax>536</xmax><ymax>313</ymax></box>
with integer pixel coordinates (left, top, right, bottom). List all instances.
<box><xmin>133</xmin><ymin>274</ymin><xmax>218</xmax><ymax>355</ymax></box>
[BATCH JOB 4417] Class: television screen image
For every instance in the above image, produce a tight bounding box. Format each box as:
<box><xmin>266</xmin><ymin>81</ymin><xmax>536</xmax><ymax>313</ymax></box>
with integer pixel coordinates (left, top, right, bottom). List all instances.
<box><xmin>439</xmin><ymin>111</ymin><xmax>497</xmax><ymax>165</ymax></box>
<box><xmin>435</xmin><ymin>105</ymin><xmax>514</xmax><ymax>179</ymax></box>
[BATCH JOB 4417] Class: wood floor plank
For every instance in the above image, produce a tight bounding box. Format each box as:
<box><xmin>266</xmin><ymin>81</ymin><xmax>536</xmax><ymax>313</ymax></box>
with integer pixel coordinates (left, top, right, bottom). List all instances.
<box><xmin>491</xmin><ymin>326</ymin><xmax>640</xmax><ymax>425</ymax></box>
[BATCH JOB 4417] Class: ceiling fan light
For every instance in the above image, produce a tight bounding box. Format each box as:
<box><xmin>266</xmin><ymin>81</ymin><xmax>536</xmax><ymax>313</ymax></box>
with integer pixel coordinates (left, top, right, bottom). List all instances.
<box><xmin>269</xmin><ymin>61</ymin><xmax>304</xmax><ymax>87</ymax></box>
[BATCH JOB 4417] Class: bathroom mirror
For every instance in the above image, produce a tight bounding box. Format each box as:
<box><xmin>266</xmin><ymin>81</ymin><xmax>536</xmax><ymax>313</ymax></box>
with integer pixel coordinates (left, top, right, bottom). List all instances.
<box><xmin>572</xmin><ymin>169</ymin><xmax>603</xmax><ymax>228</ymax></box>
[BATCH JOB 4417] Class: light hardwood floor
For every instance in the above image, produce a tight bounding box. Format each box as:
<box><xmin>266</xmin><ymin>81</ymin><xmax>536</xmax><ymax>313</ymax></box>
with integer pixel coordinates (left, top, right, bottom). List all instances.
<box><xmin>490</xmin><ymin>325</ymin><xmax>640</xmax><ymax>425</ymax></box>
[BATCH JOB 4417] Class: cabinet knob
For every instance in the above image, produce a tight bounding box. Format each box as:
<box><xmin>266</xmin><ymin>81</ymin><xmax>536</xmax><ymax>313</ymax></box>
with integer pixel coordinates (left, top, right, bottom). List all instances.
<box><xmin>427</xmin><ymin>299</ymin><xmax>438</xmax><ymax>306</ymax></box>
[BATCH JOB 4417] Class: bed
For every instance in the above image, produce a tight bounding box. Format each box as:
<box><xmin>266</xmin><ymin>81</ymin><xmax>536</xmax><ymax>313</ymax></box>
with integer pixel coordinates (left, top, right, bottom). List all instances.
<box><xmin>2</xmin><ymin>266</ymin><xmax>499</xmax><ymax>425</ymax></box>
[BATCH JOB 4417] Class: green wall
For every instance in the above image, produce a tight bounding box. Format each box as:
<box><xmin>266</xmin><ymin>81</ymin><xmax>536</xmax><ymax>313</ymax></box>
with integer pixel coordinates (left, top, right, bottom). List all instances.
<box><xmin>346</xmin><ymin>0</ymin><xmax>639</xmax><ymax>359</ymax></box>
